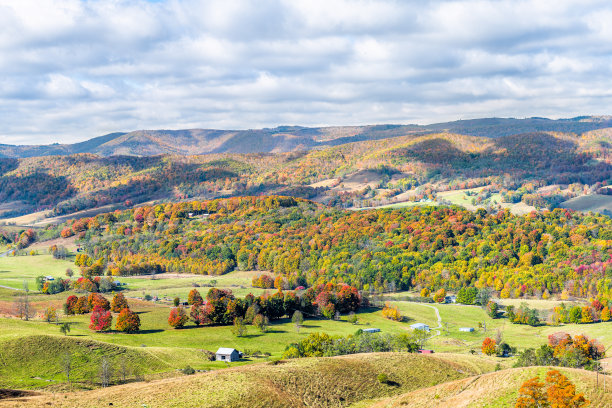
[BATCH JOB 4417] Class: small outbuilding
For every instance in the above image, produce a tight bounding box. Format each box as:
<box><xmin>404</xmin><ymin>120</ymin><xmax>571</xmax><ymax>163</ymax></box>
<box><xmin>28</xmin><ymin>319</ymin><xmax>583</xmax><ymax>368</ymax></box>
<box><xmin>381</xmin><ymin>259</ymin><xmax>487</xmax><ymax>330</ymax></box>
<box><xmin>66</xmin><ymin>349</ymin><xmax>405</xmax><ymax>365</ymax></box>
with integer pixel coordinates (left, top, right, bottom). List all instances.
<box><xmin>459</xmin><ymin>327</ymin><xmax>474</xmax><ymax>332</ymax></box>
<box><xmin>216</xmin><ymin>348</ymin><xmax>241</xmax><ymax>362</ymax></box>
<box><xmin>362</xmin><ymin>328</ymin><xmax>381</xmax><ymax>334</ymax></box>
<box><xmin>445</xmin><ymin>295</ymin><xmax>457</xmax><ymax>303</ymax></box>
<box><xmin>410</xmin><ymin>323</ymin><xmax>430</xmax><ymax>332</ymax></box>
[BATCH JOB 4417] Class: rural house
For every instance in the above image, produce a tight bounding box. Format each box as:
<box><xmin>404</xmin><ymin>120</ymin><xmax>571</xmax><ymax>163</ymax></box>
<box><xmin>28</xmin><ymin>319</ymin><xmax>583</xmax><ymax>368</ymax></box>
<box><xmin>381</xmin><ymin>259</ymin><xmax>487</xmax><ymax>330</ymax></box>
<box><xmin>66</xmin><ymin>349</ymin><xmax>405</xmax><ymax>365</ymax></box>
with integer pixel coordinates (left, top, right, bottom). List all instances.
<box><xmin>362</xmin><ymin>328</ymin><xmax>381</xmax><ymax>334</ymax></box>
<box><xmin>459</xmin><ymin>327</ymin><xmax>474</xmax><ymax>332</ymax></box>
<box><xmin>410</xmin><ymin>323</ymin><xmax>430</xmax><ymax>332</ymax></box>
<box><xmin>215</xmin><ymin>348</ymin><xmax>241</xmax><ymax>362</ymax></box>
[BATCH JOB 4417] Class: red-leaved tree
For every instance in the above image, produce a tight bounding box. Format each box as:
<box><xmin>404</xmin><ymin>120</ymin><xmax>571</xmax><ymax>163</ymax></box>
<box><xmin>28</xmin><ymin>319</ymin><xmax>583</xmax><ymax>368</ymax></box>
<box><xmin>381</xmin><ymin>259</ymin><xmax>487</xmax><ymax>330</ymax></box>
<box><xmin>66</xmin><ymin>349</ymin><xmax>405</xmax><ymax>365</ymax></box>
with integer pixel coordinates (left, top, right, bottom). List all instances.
<box><xmin>89</xmin><ymin>306</ymin><xmax>112</xmax><ymax>332</ymax></box>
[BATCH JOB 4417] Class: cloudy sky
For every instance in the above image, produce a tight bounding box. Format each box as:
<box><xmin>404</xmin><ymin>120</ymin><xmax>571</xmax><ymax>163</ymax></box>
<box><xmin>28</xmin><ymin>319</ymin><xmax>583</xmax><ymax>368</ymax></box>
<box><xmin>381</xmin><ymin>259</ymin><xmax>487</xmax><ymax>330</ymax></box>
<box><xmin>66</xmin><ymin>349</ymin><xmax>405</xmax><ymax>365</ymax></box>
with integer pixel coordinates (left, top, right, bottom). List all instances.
<box><xmin>1</xmin><ymin>0</ymin><xmax>612</xmax><ymax>144</ymax></box>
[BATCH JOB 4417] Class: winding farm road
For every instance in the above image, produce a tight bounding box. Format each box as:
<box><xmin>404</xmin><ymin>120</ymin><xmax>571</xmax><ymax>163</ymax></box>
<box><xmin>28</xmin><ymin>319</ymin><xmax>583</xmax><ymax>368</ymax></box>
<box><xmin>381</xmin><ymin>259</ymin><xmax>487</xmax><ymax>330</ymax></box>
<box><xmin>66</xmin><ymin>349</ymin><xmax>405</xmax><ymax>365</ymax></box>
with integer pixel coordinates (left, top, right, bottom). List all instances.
<box><xmin>0</xmin><ymin>249</ymin><xmax>15</xmax><ymax>257</ymax></box>
<box><xmin>412</xmin><ymin>302</ymin><xmax>443</xmax><ymax>338</ymax></box>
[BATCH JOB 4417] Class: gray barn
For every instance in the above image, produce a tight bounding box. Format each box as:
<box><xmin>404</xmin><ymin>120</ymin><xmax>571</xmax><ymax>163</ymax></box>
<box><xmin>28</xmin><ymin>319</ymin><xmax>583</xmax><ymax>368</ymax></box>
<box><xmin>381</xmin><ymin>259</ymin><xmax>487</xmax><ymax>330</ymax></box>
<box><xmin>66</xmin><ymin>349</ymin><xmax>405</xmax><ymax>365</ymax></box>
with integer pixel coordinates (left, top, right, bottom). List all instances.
<box><xmin>216</xmin><ymin>348</ymin><xmax>241</xmax><ymax>362</ymax></box>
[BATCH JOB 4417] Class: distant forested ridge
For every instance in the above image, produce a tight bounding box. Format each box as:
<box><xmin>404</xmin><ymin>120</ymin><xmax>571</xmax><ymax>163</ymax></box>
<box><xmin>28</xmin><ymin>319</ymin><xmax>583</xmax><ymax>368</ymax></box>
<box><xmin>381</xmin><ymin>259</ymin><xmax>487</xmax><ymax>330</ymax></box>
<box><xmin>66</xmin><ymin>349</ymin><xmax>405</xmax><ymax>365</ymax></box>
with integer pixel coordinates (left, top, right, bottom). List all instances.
<box><xmin>56</xmin><ymin>196</ymin><xmax>612</xmax><ymax>301</ymax></box>
<box><xmin>1</xmin><ymin>128</ymin><xmax>611</xmax><ymax>218</ymax></box>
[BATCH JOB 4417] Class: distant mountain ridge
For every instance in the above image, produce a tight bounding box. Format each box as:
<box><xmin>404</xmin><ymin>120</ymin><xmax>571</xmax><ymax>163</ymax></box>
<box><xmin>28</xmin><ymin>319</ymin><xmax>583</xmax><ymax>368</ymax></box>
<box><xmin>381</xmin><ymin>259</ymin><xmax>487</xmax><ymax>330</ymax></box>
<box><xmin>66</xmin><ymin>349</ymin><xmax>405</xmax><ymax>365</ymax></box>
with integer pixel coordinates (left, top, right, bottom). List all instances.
<box><xmin>1</xmin><ymin>116</ymin><xmax>611</xmax><ymax>158</ymax></box>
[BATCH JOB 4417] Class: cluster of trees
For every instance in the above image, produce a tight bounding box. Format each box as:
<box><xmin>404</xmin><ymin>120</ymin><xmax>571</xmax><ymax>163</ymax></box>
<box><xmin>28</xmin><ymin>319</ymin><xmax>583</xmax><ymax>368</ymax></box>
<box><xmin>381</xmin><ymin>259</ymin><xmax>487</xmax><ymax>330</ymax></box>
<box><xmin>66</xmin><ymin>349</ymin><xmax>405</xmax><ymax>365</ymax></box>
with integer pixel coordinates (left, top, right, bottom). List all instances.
<box><xmin>506</xmin><ymin>305</ymin><xmax>542</xmax><ymax>326</ymax></box>
<box><xmin>72</xmin><ymin>276</ymin><xmax>116</xmax><ymax>293</ymax></box>
<box><xmin>481</xmin><ymin>337</ymin><xmax>513</xmax><ymax>357</ymax></box>
<box><xmin>516</xmin><ymin>369</ymin><xmax>589</xmax><ymax>408</ymax></box>
<box><xmin>515</xmin><ymin>332</ymin><xmax>605</xmax><ymax>370</ymax></box>
<box><xmin>282</xmin><ymin>330</ymin><xmax>423</xmax><ymax>359</ymax></box>
<box><xmin>64</xmin><ymin>292</ymin><xmax>139</xmax><ymax>332</ymax></box>
<box><xmin>180</xmin><ymin>284</ymin><xmax>362</xmax><ymax>328</ymax></box>
<box><xmin>35</xmin><ymin>276</ymin><xmax>69</xmax><ymax>295</ymax></box>
<box><xmin>56</xmin><ymin>196</ymin><xmax>612</xmax><ymax>302</ymax></box>
<box><xmin>551</xmin><ymin>300</ymin><xmax>612</xmax><ymax>324</ymax></box>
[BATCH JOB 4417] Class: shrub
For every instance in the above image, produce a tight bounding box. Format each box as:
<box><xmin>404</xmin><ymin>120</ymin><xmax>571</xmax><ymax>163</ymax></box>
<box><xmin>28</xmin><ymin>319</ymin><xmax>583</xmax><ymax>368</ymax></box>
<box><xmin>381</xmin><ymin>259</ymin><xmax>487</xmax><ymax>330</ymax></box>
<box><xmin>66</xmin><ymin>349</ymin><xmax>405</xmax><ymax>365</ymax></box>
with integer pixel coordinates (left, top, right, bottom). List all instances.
<box><xmin>181</xmin><ymin>365</ymin><xmax>195</xmax><ymax>375</ymax></box>
<box><xmin>377</xmin><ymin>373</ymin><xmax>389</xmax><ymax>384</ymax></box>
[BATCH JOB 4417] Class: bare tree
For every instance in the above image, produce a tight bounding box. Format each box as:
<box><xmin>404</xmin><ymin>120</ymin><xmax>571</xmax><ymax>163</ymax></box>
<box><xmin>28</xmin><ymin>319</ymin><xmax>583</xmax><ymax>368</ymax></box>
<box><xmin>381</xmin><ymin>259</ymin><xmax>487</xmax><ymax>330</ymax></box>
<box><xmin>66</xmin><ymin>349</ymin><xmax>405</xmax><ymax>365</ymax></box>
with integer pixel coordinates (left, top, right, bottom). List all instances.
<box><xmin>99</xmin><ymin>357</ymin><xmax>113</xmax><ymax>387</ymax></box>
<box><xmin>118</xmin><ymin>359</ymin><xmax>131</xmax><ymax>384</ymax></box>
<box><xmin>14</xmin><ymin>281</ymin><xmax>35</xmax><ymax>320</ymax></box>
<box><xmin>62</xmin><ymin>353</ymin><xmax>72</xmax><ymax>385</ymax></box>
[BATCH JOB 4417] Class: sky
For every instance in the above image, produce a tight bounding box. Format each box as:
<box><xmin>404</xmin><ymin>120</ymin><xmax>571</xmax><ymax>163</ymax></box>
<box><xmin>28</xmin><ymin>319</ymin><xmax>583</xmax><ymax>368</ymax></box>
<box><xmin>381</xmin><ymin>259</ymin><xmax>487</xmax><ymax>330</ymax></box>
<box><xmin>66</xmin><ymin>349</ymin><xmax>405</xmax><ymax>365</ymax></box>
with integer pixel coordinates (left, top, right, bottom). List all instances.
<box><xmin>1</xmin><ymin>0</ymin><xmax>612</xmax><ymax>145</ymax></box>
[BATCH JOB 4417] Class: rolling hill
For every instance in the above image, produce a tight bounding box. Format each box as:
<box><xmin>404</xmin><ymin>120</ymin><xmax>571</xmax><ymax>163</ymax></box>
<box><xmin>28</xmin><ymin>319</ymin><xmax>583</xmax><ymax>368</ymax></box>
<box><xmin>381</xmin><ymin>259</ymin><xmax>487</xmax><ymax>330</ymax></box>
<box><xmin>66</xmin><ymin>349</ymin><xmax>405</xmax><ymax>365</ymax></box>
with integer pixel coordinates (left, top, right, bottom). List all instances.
<box><xmin>0</xmin><ymin>352</ymin><xmax>497</xmax><ymax>408</ymax></box>
<box><xmin>0</xmin><ymin>127</ymin><xmax>610</xmax><ymax>220</ymax></box>
<box><xmin>1</xmin><ymin>116</ymin><xmax>611</xmax><ymax>158</ymax></box>
<box><xmin>2</xmin><ymin>353</ymin><xmax>608</xmax><ymax>408</ymax></box>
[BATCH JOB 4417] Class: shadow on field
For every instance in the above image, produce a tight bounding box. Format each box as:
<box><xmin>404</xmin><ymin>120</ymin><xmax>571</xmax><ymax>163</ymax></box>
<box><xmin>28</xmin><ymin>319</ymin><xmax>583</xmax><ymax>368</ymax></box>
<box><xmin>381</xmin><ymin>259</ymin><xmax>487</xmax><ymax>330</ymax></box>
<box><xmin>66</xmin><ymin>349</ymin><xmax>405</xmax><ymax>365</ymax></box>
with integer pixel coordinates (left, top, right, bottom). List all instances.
<box><xmin>136</xmin><ymin>329</ymin><xmax>164</xmax><ymax>334</ymax></box>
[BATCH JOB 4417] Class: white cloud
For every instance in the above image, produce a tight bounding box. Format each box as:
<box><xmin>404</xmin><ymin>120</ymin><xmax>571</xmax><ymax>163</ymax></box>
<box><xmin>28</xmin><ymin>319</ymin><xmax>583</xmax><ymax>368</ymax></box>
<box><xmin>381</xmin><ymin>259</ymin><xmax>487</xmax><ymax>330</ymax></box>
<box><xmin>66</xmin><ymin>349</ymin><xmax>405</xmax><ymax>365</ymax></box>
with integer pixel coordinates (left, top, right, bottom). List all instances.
<box><xmin>0</xmin><ymin>0</ymin><xmax>611</xmax><ymax>144</ymax></box>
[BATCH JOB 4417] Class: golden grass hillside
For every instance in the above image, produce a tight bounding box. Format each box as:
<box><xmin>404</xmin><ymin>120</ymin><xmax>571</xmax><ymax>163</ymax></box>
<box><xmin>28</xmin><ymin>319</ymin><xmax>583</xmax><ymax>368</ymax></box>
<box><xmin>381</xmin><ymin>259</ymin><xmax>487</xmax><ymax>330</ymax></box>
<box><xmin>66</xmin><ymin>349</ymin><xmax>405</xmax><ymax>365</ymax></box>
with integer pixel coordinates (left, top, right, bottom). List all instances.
<box><xmin>366</xmin><ymin>366</ymin><xmax>612</xmax><ymax>408</ymax></box>
<box><xmin>0</xmin><ymin>353</ymin><xmax>497</xmax><ymax>408</ymax></box>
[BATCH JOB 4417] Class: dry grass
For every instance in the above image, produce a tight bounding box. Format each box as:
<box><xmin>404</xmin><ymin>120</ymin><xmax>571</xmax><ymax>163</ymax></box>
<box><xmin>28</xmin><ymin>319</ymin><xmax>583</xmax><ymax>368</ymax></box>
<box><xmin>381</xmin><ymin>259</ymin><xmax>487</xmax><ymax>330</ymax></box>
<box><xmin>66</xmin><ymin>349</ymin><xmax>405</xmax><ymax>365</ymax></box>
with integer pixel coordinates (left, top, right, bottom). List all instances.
<box><xmin>0</xmin><ymin>353</ymin><xmax>496</xmax><ymax>408</ymax></box>
<box><xmin>367</xmin><ymin>366</ymin><xmax>612</xmax><ymax>408</ymax></box>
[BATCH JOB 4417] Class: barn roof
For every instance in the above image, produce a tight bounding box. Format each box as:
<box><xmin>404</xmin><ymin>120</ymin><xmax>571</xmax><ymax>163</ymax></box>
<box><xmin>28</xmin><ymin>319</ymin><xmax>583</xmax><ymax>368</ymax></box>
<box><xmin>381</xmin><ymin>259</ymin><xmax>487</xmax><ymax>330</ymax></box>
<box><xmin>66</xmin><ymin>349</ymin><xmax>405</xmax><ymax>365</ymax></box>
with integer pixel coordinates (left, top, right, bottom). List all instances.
<box><xmin>216</xmin><ymin>347</ymin><xmax>238</xmax><ymax>355</ymax></box>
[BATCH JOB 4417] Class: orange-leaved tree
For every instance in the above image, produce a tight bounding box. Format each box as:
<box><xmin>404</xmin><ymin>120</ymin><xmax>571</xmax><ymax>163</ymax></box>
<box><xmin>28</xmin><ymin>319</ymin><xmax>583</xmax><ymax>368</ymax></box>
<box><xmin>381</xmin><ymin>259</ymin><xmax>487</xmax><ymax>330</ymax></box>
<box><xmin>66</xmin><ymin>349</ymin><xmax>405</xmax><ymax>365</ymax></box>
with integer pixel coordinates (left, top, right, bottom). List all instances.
<box><xmin>115</xmin><ymin>308</ymin><xmax>140</xmax><ymax>333</ymax></box>
<box><xmin>515</xmin><ymin>376</ymin><xmax>547</xmax><ymax>408</ymax></box>
<box><xmin>482</xmin><ymin>337</ymin><xmax>496</xmax><ymax>355</ymax></box>
<box><xmin>546</xmin><ymin>369</ymin><xmax>589</xmax><ymax>408</ymax></box>
<box><xmin>515</xmin><ymin>369</ymin><xmax>589</xmax><ymax>408</ymax></box>
<box><xmin>187</xmin><ymin>289</ymin><xmax>203</xmax><ymax>306</ymax></box>
<box><xmin>111</xmin><ymin>292</ymin><xmax>129</xmax><ymax>312</ymax></box>
<box><xmin>168</xmin><ymin>306</ymin><xmax>189</xmax><ymax>328</ymax></box>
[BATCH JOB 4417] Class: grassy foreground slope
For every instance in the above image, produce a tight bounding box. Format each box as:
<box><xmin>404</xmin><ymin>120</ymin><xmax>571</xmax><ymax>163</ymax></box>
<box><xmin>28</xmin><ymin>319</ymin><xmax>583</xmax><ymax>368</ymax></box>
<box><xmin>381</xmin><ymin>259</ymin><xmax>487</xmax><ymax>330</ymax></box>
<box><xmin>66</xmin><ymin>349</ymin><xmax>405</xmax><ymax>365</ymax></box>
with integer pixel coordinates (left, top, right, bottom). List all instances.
<box><xmin>0</xmin><ymin>353</ymin><xmax>496</xmax><ymax>408</ymax></box>
<box><xmin>367</xmin><ymin>366</ymin><xmax>612</xmax><ymax>408</ymax></box>
<box><xmin>0</xmin><ymin>335</ymin><xmax>204</xmax><ymax>390</ymax></box>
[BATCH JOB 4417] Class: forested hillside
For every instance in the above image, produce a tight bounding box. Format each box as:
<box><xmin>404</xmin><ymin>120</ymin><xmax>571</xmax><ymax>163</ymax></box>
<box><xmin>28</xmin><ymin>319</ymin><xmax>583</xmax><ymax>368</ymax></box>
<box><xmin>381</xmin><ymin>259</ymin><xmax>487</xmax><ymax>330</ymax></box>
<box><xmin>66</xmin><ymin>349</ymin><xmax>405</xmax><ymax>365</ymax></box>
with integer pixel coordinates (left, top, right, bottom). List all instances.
<box><xmin>1</xmin><ymin>130</ymin><xmax>611</xmax><ymax>218</ymax></box>
<box><xmin>2</xmin><ymin>116</ymin><xmax>611</xmax><ymax>159</ymax></box>
<box><xmin>58</xmin><ymin>196</ymin><xmax>612</xmax><ymax>301</ymax></box>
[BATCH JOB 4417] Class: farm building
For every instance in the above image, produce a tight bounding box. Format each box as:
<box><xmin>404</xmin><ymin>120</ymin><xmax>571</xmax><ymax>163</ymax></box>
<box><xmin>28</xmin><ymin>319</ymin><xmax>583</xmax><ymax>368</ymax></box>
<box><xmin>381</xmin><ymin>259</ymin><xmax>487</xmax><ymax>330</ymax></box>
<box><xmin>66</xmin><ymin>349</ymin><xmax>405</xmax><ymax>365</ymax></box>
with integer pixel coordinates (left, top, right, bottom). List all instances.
<box><xmin>362</xmin><ymin>328</ymin><xmax>381</xmax><ymax>333</ymax></box>
<box><xmin>459</xmin><ymin>327</ymin><xmax>474</xmax><ymax>332</ymax></box>
<box><xmin>410</xmin><ymin>323</ymin><xmax>430</xmax><ymax>332</ymax></box>
<box><xmin>445</xmin><ymin>295</ymin><xmax>457</xmax><ymax>303</ymax></box>
<box><xmin>215</xmin><ymin>348</ymin><xmax>241</xmax><ymax>362</ymax></box>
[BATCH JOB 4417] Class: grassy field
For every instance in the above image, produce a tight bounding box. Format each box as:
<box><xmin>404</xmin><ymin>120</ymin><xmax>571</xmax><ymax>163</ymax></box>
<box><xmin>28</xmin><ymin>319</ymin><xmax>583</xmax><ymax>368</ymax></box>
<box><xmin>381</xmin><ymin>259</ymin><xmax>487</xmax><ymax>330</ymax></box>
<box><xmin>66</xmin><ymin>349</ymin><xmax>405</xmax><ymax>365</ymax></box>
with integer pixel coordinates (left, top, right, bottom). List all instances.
<box><xmin>0</xmin><ymin>254</ymin><xmax>75</xmax><ymax>290</ymax></box>
<box><xmin>2</xmin><ymin>251</ymin><xmax>612</xmax><ymax>397</ymax></box>
<box><xmin>561</xmin><ymin>194</ymin><xmax>612</xmax><ymax>213</ymax></box>
<box><xmin>0</xmin><ymin>352</ymin><xmax>499</xmax><ymax>408</ymax></box>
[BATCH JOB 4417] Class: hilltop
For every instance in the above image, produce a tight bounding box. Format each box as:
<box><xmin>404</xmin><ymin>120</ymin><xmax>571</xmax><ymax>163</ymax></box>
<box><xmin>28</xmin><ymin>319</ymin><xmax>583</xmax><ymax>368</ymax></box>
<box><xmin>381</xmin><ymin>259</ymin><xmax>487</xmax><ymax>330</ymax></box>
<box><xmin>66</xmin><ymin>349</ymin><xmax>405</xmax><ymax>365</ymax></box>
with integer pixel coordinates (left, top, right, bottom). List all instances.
<box><xmin>2</xmin><ymin>116</ymin><xmax>612</xmax><ymax>159</ymax></box>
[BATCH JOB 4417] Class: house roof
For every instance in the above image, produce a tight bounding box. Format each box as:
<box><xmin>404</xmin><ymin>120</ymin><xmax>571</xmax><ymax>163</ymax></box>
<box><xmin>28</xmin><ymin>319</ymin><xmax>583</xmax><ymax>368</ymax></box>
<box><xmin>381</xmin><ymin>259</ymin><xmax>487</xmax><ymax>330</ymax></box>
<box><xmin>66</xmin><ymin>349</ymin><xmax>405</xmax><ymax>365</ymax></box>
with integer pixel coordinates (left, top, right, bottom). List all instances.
<box><xmin>410</xmin><ymin>323</ymin><xmax>429</xmax><ymax>329</ymax></box>
<box><xmin>216</xmin><ymin>347</ymin><xmax>238</xmax><ymax>355</ymax></box>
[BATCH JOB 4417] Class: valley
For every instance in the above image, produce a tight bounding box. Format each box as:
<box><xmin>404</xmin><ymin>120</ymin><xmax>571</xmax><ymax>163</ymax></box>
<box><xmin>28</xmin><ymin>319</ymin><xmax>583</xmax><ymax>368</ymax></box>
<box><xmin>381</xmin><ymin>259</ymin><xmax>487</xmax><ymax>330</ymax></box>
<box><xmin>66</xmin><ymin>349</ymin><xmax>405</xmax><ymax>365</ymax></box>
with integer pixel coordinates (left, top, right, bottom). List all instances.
<box><xmin>0</xmin><ymin>119</ymin><xmax>611</xmax><ymax>407</ymax></box>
